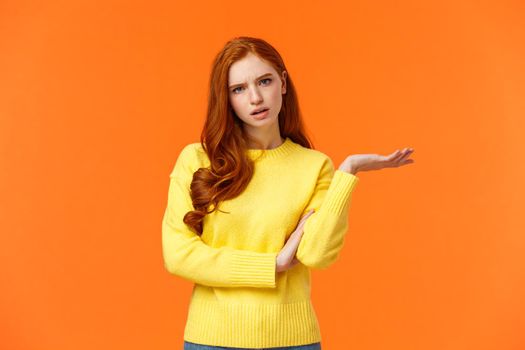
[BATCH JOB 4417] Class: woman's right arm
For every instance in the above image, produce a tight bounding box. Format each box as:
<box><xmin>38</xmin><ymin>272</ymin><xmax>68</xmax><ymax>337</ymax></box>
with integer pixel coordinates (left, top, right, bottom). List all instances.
<box><xmin>162</xmin><ymin>144</ymin><xmax>281</xmax><ymax>288</ymax></box>
<box><xmin>162</xmin><ymin>175</ymin><xmax>279</xmax><ymax>288</ymax></box>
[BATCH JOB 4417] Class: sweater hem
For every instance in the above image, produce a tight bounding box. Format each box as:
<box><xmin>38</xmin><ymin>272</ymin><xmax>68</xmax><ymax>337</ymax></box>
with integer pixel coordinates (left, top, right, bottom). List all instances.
<box><xmin>183</xmin><ymin>298</ymin><xmax>322</xmax><ymax>348</ymax></box>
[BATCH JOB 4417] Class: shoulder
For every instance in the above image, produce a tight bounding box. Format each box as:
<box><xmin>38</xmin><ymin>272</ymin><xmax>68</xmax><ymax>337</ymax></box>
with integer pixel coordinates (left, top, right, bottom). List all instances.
<box><xmin>292</xmin><ymin>142</ymin><xmax>334</xmax><ymax>169</ymax></box>
<box><xmin>289</xmin><ymin>142</ymin><xmax>337</xmax><ymax>183</ymax></box>
<box><xmin>169</xmin><ymin>142</ymin><xmax>209</xmax><ymax>179</ymax></box>
<box><xmin>179</xmin><ymin>142</ymin><xmax>206</xmax><ymax>160</ymax></box>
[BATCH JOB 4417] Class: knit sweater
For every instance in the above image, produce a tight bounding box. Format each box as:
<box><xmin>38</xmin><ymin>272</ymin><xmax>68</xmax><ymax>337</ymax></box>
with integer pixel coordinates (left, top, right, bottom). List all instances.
<box><xmin>161</xmin><ymin>136</ymin><xmax>359</xmax><ymax>348</ymax></box>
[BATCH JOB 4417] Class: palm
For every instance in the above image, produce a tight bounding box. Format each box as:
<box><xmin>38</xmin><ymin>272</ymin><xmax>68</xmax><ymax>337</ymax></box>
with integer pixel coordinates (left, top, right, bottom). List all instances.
<box><xmin>347</xmin><ymin>148</ymin><xmax>414</xmax><ymax>172</ymax></box>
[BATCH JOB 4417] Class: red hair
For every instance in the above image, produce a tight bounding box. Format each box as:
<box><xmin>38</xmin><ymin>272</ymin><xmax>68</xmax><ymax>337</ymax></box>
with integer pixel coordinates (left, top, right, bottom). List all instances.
<box><xmin>183</xmin><ymin>36</ymin><xmax>314</xmax><ymax>235</ymax></box>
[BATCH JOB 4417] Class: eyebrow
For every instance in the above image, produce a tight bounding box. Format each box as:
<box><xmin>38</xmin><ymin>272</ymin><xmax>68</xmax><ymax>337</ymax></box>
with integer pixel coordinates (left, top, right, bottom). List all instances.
<box><xmin>228</xmin><ymin>73</ymin><xmax>274</xmax><ymax>89</ymax></box>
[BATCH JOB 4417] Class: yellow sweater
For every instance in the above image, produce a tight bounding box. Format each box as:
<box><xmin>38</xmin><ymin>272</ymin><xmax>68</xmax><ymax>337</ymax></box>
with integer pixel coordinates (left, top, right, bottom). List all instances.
<box><xmin>161</xmin><ymin>136</ymin><xmax>359</xmax><ymax>348</ymax></box>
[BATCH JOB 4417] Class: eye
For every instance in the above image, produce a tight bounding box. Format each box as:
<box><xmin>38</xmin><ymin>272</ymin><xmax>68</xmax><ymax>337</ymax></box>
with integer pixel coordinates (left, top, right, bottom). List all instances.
<box><xmin>231</xmin><ymin>78</ymin><xmax>272</xmax><ymax>94</ymax></box>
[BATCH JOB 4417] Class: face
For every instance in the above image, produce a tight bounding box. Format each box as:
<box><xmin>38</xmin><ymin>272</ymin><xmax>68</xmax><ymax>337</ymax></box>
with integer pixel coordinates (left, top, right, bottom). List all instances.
<box><xmin>228</xmin><ymin>52</ymin><xmax>287</xmax><ymax>132</ymax></box>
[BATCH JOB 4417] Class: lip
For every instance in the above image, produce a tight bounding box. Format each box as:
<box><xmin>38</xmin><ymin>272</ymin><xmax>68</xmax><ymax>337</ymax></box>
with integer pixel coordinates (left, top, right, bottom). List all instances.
<box><xmin>252</xmin><ymin>109</ymin><xmax>270</xmax><ymax>120</ymax></box>
<box><xmin>251</xmin><ymin>107</ymin><xmax>269</xmax><ymax>115</ymax></box>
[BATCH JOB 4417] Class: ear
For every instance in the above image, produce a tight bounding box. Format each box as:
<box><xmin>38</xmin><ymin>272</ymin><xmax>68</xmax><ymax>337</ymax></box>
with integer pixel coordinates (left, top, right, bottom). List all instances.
<box><xmin>281</xmin><ymin>70</ymin><xmax>287</xmax><ymax>94</ymax></box>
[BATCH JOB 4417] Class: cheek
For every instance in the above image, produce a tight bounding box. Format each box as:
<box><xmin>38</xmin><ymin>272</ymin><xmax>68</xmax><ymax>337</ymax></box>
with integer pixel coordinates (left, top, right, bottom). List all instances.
<box><xmin>229</xmin><ymin>97</ymin><xmax>242</xmax><ymax>113</ymax></box>
<box><xmin>229</xmin><ymin>96</ymin><xmax>248</xmax><ymax>120</ymax></box>
<box><xmin>270</xmin><ymin>88</ymin><xmax>283</xmax><ymax>105</ymax></box>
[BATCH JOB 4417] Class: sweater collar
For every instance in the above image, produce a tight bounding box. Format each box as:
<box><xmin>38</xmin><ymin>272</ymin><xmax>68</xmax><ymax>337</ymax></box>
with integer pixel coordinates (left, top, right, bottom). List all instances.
<box><xmin>245</xmin><ymin>137</ymin><xmax>296</xmax><ymax>160</ymax></box>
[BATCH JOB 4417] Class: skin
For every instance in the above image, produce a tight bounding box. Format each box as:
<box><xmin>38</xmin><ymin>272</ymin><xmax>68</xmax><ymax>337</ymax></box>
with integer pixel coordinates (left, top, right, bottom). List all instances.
<box><xmin>227</xmin><ymin>52</ymin><xmax>415</xmax><ymax>273</ymax></box>
<box><xmin>228</xmin><ymin>52</ymin><xmax>287</xmax><ymax>150</ymax></box>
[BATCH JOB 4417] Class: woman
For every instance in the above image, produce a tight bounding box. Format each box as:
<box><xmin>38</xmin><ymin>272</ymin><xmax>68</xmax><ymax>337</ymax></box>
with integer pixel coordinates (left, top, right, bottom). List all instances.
<box><xmin>162</xmin><ymin>36</ymin><xmax>415</xmax><ymax>350</ymax></box>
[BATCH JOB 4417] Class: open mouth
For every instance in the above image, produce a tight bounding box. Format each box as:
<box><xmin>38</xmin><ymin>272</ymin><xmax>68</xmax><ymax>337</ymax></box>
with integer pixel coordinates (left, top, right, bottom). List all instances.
<box><xmin>251</xmin><ymin>108</ymin><xmax>269</xmax><ymax>115</ymax></box>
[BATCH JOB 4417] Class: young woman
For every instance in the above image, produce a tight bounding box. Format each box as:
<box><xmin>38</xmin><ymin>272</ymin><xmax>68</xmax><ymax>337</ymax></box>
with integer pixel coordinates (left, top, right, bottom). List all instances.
<box><xmin>162</xmin><ymin>36</ymin><xmax>415</xmax><ymax>350</ymax></box>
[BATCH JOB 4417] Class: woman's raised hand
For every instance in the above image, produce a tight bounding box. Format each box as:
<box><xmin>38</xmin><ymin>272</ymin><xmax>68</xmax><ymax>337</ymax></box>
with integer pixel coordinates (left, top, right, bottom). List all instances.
<box><xmin>338</xmin><ymin>147</ymin><xmax>415</xmax><ymax>174</ymax></box>
<box><xmin>276</xmin><ymin>209</ymin><xmax>315</xmax><ymax>273</ymax></box>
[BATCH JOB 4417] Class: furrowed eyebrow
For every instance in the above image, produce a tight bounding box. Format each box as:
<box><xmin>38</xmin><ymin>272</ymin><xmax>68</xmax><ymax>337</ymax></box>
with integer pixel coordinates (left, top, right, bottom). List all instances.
<box><xmin>228</xmin><ymin>73</ymin><xmax>273</xmax><ymax>89</ymax></box>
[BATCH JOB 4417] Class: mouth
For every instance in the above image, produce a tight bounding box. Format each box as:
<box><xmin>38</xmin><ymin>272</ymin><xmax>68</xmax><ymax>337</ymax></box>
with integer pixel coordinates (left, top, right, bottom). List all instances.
<box><xmin>251</xmin><ymin>109</ymin><xmax>270</xmax><ymax>120</ymax></box>
<box><xmin>251</xmin><ymin>107</ymin><xmax>269</xmax><ymax>116</ymax></box>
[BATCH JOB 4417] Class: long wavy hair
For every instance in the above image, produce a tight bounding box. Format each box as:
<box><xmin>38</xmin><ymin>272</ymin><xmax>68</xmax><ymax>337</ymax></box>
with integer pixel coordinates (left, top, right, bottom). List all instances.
<box><xmin>183</xmin><ymin>36</ymin><xmax>314</xmax><ymax>235</ymax></box>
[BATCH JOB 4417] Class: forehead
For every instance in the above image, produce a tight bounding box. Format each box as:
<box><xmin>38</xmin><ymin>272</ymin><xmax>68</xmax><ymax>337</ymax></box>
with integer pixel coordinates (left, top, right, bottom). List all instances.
<box><xmin>228</xmin><ymin>53</ymin><xmax>277</xmax><ymax>83</ymax></box>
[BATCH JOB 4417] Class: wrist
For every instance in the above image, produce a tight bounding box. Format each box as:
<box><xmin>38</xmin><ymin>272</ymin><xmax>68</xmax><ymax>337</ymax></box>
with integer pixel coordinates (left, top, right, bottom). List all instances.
<box><xmin>338</xmin><ymin>164</ymin><xmax>358</xmax><ymax>175</ymax></box>
<box><xmin>338</xmin><ymin>158</ymin><xmax>358</xmax><ymax>175</ymax></box>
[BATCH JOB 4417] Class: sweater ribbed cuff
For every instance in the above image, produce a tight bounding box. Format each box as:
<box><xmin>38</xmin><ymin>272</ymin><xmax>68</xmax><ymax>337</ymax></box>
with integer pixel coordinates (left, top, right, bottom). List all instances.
<box><xmin>229</xmin><ymin>251</ymin><xmax>277</xmax><ymax>288</ymax></box>
<box><xmin>324</xmin><ymin>170</ymin><xmax>359</xmax><ymax>216</ymax></box>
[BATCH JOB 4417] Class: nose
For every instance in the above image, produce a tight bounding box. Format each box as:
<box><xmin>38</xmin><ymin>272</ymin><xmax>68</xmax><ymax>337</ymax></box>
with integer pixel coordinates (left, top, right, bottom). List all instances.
<box><xmin>249</xmin><ymin>85</ymin><xmax>263</xmax><ymax>105</ymax></box>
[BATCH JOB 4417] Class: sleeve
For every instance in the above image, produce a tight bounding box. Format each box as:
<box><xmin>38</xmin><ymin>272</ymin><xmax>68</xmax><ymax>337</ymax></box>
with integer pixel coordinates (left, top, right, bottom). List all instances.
<box><xmin>295</xmin><ymin>156</ymin><xmax>359</xmax><ymax>270</ymax></box>
<box><xmin>161</xmin><ymin>144</ymin><xmax>278</xmax><ymax>288</ymax></box>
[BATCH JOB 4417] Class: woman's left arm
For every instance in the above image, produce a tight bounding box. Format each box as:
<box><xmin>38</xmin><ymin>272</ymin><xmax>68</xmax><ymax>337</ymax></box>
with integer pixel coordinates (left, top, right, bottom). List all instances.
<box><xmin>295</xmin><ymin>147</ymin><xmax>415</xmax><ymax>269</ymax></box>
<box><xmin>294</xmin><ymin>158</ymin><xmax>359</xmax><ymax>270</ymax></box>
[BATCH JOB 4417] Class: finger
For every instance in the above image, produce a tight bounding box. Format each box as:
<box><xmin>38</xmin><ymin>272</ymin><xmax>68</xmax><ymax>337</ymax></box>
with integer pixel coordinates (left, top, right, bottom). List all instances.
<box><xmin>393</xmin><ymin>148</ymin><xmax>408</xmax><ymax>161</ymax></box>
<box><xmin>397</xmin><ymin>149</ymin><xmax>414</xmax><ymax>163</ymax></box>
<box><xmin>287</xmin><ymin>231</ymin><xmax>305</xmax><ymax>252</ymax></box>
<box><xmin>298</xmin><ymin>210</ymin><xmax>315</xmax><ymax>225</ymax></box>
<box><xmin>392</xmin><ymin>148</ymin><xmax>414</xmax><ymax>163</ymax></box>
<box><xmin>284</xmin><ymin>233</ymin><xmax>301</xmax><ymax>250</ymax></box>
<box><xmin>298</xmin><ymin>217</ymin><xmax>309</xmax><ymax>227</ymax></box>
<box><xmin>300</xmin><ymin>209</ymin><xmax>315</xmax><ymax>219</ymax></box>
<box><xmin>387</xmin><ymin>150</ymin><xmax>402</xmax><ymax>162</ymax></box>
<box><xmin>295</xmin><ymin>218</ymin><xmax>310</xmax><ymax>234</ymax></box>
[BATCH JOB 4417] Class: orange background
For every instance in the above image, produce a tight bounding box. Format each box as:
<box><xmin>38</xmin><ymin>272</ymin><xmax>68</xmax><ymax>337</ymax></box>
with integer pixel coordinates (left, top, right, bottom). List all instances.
<box><xmin>1</xmin><ymin>1</ymin><xmax>524</xmax><ymax>349</ymax></box>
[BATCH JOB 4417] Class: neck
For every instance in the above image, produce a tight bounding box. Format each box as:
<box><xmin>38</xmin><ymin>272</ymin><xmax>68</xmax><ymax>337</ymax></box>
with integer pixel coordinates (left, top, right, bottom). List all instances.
<box><xmin>243</xmin><ymin>131</ymin><xmax>284</xmax><ymax>150</ymax></box>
